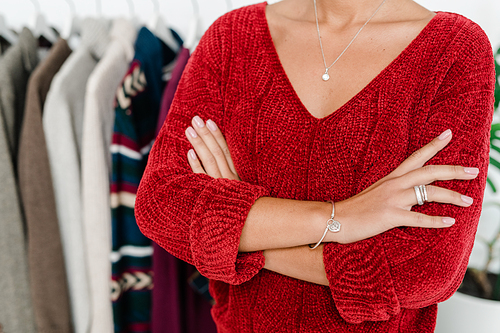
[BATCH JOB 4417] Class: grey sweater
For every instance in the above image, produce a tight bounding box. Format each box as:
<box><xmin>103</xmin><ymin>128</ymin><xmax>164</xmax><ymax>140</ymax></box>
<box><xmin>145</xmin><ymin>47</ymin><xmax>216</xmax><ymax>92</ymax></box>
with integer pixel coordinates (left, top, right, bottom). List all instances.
<box><xmin>0</xmin><ymin>27</ymin><xmax>37</xmax><ymax>333</ymax></box>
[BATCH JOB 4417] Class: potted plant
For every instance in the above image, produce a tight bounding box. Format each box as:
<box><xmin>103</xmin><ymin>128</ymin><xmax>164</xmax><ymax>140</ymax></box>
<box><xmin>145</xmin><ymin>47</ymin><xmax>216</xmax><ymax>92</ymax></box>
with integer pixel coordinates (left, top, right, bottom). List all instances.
<box><xmin>435</xmin><ymin>47</ymin><xmax>500</xmax><ymax>332</ymax></box>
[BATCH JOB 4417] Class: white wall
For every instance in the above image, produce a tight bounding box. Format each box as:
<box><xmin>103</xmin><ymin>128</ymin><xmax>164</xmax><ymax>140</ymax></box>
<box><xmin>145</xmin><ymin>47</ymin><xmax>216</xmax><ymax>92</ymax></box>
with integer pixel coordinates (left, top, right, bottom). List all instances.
<box><xmin>0</xmin><ymin>0</ymin><xmax>498</xmax><ymax>49</ymax></box>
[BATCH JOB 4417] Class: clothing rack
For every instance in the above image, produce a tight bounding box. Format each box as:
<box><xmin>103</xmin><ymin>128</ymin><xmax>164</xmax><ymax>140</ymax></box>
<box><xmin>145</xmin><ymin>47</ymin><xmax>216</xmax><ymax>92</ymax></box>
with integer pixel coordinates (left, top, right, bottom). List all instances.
<box><xmin>0</xmin><ymin>2</ymin><xmax>263</xmax><ymax>333</ymax></box>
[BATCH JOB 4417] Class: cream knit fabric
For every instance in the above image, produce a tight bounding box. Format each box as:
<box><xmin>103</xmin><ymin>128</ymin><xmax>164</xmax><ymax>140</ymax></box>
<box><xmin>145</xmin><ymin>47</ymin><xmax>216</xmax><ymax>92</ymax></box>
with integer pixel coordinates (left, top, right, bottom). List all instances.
<box><xmin>81</xmin><ymin>18</ymin><xmax>136</xmax><ymax>333</ymax></box>
<box><xmin>43</xmin><ymin>18</ymin><xmax>110</xmax><ymax>333</ymax></box>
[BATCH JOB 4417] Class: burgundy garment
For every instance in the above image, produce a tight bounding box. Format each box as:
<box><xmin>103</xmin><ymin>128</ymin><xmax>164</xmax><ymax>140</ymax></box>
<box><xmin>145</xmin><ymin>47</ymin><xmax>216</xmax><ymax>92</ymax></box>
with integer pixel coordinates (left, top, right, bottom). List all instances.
<box><xmin>152</xmin><ymin>46</ymin><xmax>216</xmax><ymax>333</ymax></box>
<box><xmin>156</xmin><ymin>47</ymin><xmax>191</xmax><ymax>135</ymax></box>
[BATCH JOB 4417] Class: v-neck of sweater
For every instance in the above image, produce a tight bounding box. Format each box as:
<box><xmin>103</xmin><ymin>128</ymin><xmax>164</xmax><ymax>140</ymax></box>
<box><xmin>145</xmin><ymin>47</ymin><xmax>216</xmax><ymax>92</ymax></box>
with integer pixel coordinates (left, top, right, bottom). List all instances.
<box><xmin>258</xmin><ymin>1</ymin><xmax>444</xmax><ymax>123</ymax></box>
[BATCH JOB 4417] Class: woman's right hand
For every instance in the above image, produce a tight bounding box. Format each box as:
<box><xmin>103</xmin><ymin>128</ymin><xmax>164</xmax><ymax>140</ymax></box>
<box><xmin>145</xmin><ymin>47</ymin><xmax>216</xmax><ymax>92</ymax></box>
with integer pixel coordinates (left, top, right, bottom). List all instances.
<box><xmin>331</xmin><ymin>129</ymin><xmax>479</xmax><ymax>245</ymax></box>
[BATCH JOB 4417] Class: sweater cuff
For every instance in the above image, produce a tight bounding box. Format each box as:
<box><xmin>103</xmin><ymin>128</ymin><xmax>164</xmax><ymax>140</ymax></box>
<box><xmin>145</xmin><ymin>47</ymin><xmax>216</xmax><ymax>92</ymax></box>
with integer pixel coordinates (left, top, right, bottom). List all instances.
<box><xmin>323</xmin><ymin>238</ymin><xmax>400</xmax><ymax>323</ymax></box>
<box><xmin>190</xmin><ymin>178</ymin><xmax>269</xmax><ymax>285</ymax></box>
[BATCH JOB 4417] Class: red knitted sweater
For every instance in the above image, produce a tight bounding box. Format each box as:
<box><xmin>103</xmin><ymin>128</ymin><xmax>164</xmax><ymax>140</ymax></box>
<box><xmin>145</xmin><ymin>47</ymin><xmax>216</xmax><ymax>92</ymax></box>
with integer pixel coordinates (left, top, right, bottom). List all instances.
<box><xmin>136</xmin><ymin>2</ymin><xmax>495</xmax><ymax>332</ymax></box>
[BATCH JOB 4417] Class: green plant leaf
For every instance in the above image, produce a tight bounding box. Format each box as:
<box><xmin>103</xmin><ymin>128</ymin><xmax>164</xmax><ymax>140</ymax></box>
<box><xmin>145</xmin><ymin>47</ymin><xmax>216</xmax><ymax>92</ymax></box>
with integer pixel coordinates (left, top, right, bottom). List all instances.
<box><xmin>487</xmin><ymin>123</ymin><xmax>500</xmax><ymax>192</ymax></box>
<box><xmin>486</xmin><ymin>177</ymin><xmax>497</xmax><ymax>193</ymax></box>
<box><xmin>491</xmin><ymin>123</ymin><xmax>500</xmax><ymax>169</ymax></box>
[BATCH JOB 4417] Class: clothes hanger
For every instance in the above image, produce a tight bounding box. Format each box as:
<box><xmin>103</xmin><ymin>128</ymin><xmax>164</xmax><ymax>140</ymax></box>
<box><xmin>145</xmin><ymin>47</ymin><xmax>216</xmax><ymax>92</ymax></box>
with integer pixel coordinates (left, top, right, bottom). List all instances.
<box><xmin>61</xmin><ymin>0</ymin><xmax>80</xmax><ymax>41</ymax></box>
<box><xmin>147</xmin><ymin>0</ymin><xmax>180</xmax><ymax>53</ymax></box>
<box><xmin>184</xmin><ymin>0</ymin><xmax>231</xmax><ymax>52</ymax></box>
<box><xmin>184</xmin><ymin>0</ymin><xmax>202</xmax><ymax>52</ymax></box>
<box><xmin>125</xmin><ymin>0</ymin><xmax>141</xmax><ymax>29</ymax></box>
<box><xmin>30</xmin><ymin>0</ymin><xmax>58</xmax><ymax>44</ymax></box>
<box><xmin>0</xmin><ymin>14</ymin><xmax>18</xmax><ymax>45</ymax></box>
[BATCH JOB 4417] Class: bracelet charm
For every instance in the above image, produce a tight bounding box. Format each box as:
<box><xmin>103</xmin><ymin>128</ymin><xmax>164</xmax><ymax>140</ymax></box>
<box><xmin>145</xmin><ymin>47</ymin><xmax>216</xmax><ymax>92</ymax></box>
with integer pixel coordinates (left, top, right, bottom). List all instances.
<box><xmin>310</xmin><ymin>201</ymin><xmax>341</xmax><ymax>250</ymax></box>
<box><xmin>327</xmin><ymin>218</ymin><xmax>341</xmax><ymax>232</ymax></box>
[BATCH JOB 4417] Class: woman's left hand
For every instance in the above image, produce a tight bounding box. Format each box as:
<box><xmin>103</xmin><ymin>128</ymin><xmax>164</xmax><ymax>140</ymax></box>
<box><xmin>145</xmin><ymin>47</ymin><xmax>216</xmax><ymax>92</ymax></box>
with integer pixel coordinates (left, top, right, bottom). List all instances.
<box><xmin>184</xmin><ymin>115</ymin><xmax>240</xmax><ymax>180</ymax></box>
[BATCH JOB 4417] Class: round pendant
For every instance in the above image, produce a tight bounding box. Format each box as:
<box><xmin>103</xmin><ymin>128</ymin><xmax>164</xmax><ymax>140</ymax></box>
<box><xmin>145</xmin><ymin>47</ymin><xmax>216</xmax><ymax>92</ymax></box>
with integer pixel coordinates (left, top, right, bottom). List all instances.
<box><xmin>322</xmin><ymin>73</ymin><xmax>330</xmax><ymax>81</ymax></box>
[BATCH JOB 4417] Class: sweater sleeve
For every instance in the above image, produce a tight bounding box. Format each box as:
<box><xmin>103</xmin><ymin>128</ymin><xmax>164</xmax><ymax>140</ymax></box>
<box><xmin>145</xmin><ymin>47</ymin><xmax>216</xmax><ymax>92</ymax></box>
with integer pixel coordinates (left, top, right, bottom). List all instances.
<box><xmin>135</xmin><ymin>16</ymin><xmax>270</xmax><ymax>285</ymax></box>
<box><xmin>322</xmin><ymin>22</ymin><xmax>495</xmax><ymax>323</ymax></box>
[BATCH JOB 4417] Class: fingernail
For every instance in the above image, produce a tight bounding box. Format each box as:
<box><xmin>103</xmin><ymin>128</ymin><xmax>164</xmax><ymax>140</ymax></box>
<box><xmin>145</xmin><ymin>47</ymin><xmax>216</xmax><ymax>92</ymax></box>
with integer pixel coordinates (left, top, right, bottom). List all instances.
<box><xmin>193</xmin><ymin>116</ymin><xmax>205</xmax><ymax>128</ymax></box>
<box><xmin>207</xmin><ymin>119</ymin><xmax>217</xmax><ymax>132</ymax></box>
<box><xmin>438</xmin><ymin>129</ymin><xmax>452</xmax><ymax>140</ymax></box>
<box><xmin>187</xmin><ymin>127</ymin><xmax>197</xmax><ymax>138</ymax></box>
<box><xmin>461</xmin><ymin>195</ymin><xmax>473</xmax><ymax>205</ymax></box>
<box><xmin>464</xmin><ymin>167</ymin><xmax>479</xmax><ymax>175</ymax></box>
<box><xmin>442</xmin><ymin>218</ymin><xmax>455</xmax><ymax>225</ymax></box>
<box><xmin>188</xmin><ymin>149</ymin><xmax>197</xmax><ymax>160</ymax></box>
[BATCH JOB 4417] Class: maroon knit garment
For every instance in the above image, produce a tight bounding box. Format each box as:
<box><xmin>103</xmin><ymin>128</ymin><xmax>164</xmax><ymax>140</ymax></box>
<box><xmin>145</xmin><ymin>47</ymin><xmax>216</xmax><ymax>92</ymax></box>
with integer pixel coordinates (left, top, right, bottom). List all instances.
<box><xmin>136</xmin><ymin>2</ymin><xmax>495</xmax><ymax>332</ymax></box>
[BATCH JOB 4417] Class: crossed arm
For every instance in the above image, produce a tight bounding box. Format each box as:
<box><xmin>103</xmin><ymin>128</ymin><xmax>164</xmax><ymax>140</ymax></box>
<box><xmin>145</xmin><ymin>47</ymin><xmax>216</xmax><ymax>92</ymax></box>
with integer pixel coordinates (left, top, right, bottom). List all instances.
<box><xmin>136</xmin><ymin>77</ymin><xmax>491</xmax><ymax>324</ymax></box>
<box><xmin>183</xmin><ymin>116</ymin><xmax>478</xmax><ymax>287</ymax></box>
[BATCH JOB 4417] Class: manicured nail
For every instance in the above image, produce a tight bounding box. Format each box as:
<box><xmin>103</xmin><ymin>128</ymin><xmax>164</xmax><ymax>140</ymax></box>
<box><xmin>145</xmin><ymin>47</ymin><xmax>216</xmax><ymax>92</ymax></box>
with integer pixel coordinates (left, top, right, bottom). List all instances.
<box><xmin>442</xmin><ymin>218</ymin><xmax>455</xmax><ymax>225</ymax></box>
<box><xmin>188</xmin><ymin>149</ymin><xmax>197</xmax><ymax>160</ymax></box>
<box><xmin>438</xmin><ymin>129</ymin><xmax>452</xmax><ymax>140</ymax></box>
<box><xmin>461</xmin><ymin>195</ymin><xmax>473</xmax><ymax>205</ymax></box>
<box><xmin>207</xmin><ymin>119</ymin><xmax>217</xmax><ymax>132</ymax></box>
<box><xmin>193</xmin><ymin>116</ymin><xmax>205</xmax><ymax>128</ymax></box>
<box><xmin>187</xmin><ymin>127</ymin><xmax>197</xmax><ymax>138</ymax></box>
<box><xmin>464</xmin><ymin>167</ymin><xmax>479</xmax><ymax>175</ymax></box>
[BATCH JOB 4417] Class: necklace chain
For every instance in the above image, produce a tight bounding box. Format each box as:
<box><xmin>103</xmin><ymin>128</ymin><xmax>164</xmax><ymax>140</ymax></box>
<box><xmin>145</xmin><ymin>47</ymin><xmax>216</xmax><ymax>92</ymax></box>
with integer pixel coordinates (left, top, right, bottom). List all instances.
<box><xmin>314</xmin><ymin>0</ymin><xmax>388</xmax><ymax>81</ymax></box>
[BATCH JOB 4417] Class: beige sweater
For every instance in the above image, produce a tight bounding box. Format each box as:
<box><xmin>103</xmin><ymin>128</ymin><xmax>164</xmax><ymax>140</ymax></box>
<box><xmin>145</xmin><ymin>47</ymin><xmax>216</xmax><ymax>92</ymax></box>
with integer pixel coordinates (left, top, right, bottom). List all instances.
<box><xmin>18</xmin><ymin>37</ymin><xmax>73</xmax><ymax>333</ymax></box>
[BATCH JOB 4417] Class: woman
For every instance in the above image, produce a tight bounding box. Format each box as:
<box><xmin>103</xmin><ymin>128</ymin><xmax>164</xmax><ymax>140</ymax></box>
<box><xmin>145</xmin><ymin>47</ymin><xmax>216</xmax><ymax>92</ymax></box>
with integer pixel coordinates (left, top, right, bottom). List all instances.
<box><xmin>136</xmin><ymin>0</ymin><xmax>495</xmax><ymax>331</ymax></box>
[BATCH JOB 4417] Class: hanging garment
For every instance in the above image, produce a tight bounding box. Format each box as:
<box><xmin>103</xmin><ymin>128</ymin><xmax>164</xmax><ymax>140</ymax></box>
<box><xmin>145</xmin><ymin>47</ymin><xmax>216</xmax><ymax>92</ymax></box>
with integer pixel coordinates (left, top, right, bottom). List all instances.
<box><xmin>152</xmin><ymin>46</ymin><xmax>217</xmax><ymax>333</ymax></box>
<box><xmin>18</xmin><ymin>37</ymin><xmax>72</xmax><ymax>333</ymax></box>
<box><xmin>80</xmin><ymin>18</ymin><xmax>136</xmax><ymax>333</ymax></box>
<box><xmin>0</xmin><ymin>36</ymin><xmax>12</xmax><ymax>55</ymax></box>
<box><xmin>43</xmin><ymin>18</ymin><xmax>110</xmax><ymax>333</ymax></box>
<box><xmin>0</xmin><ymin>27</ymin><xmax>38</xmax><ymax>168</ymax></box>
<box><xmin>0</xmin><ymin>27</ymin><xmax>37</xmax><ymax>333</ymax></box>
<box><xmin>110</xmin><ymin>27</ymin><xmax>181</xmax><ymax>333</ymax></box>
<box><xmin>155</xmin><ymin>46</ymin><xmax>189</xmax><ymax>134</ymax></box>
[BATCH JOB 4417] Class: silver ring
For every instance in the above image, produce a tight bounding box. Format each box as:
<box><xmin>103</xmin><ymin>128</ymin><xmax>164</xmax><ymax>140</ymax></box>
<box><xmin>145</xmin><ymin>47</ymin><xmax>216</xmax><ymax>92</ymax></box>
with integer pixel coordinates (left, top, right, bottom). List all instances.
<box><xmin>419</xmin><ymin>185</ymin><xmax>428</xmax><ymax>202</ymax></box>
<box><xmin>414</xmin><ymin>186</ymin><xmax>424</xmax><ymax>205</ymax></box>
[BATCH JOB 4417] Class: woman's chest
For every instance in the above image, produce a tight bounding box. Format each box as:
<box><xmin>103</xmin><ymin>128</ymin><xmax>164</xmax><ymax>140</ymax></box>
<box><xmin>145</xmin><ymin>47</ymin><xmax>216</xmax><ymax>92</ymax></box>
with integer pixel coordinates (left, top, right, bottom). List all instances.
<box><xmin>222</xmin><ymin>82</ymin><xmax>423</xmax><ymax>201</ymax></box>
<box><xmin>264</xmin><ymin>8</ymin><xmax>436</xmax><ymax>120</ymax></box>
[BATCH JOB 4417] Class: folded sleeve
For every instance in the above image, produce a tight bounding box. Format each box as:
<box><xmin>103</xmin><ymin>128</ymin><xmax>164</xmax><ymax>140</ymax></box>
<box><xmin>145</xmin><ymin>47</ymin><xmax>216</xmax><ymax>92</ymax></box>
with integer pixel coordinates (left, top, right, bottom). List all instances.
<box><xmin>322</xmin><ymin>22</ymin><xmax>496</xmax><ymax>323</ymax></box>
<box><xmin>135</xmin><ymin>16</ymin><xmax>270</xmax><ymax>285</ymax></box>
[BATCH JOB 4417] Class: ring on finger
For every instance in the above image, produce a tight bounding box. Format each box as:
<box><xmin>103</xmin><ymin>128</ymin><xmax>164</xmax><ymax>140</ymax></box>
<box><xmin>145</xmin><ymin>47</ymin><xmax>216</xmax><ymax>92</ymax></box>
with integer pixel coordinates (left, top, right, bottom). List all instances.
<box><xmin>419</xmin><ymin>184</ymin><xmax>428</xmax><ymax>202</ymax></box>
<box><xmin>414</xmin><ymin>186</ymin><xmax>424</xmax><ymax>205</ymax></box>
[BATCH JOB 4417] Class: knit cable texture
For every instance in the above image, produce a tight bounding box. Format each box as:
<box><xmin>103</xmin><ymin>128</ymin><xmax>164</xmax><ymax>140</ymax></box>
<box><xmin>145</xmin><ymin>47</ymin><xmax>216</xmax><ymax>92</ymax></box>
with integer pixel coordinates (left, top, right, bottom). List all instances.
<box><xmin>135</xmin><ymin>2</ymin><xmax>495</xmax><ymax>331</ymax></box>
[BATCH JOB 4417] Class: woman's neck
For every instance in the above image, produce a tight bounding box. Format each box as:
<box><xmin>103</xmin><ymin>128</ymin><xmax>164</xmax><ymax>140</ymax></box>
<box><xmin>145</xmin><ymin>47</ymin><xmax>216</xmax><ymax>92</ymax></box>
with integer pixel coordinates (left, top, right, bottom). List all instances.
<box><xmin>269</xmin><ymin>0</ymin><xmax>432</xmax><ymax>35</ymax></box>
<box><xmin>282</xmin><ymin>0</ymin><xmax>402</xmax><ymax>30</ymax></box>
<box><xmin>307</xmin><ymin>0</ymin><xmax>394</xmax><ymax>26</ymax></box>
